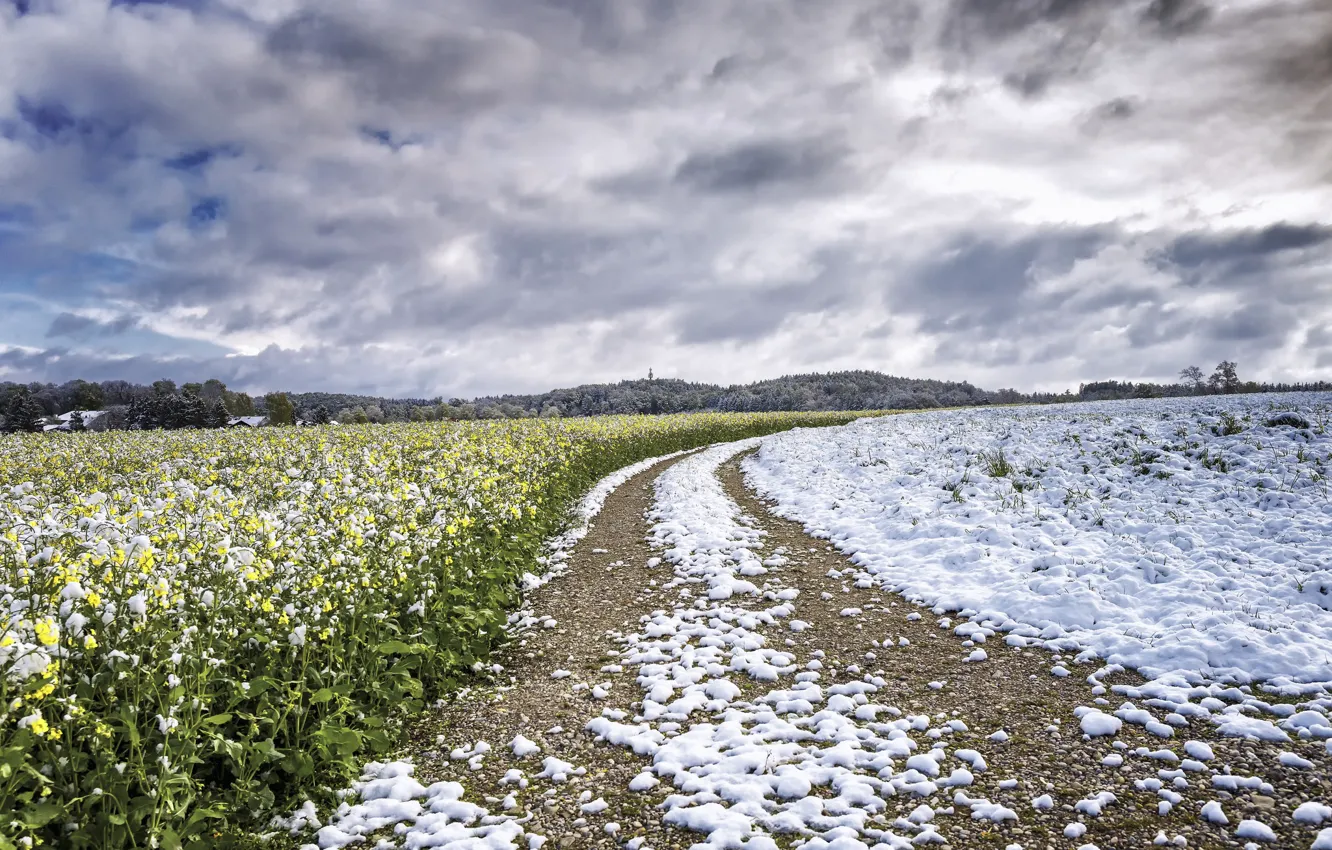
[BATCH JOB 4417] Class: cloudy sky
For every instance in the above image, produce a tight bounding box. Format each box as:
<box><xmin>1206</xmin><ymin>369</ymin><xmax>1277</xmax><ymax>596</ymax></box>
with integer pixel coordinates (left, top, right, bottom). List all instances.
<box><xmin>1</xmin><ymin>0</ymin><xmax>1329</xmax><ymax>398</ymax></box>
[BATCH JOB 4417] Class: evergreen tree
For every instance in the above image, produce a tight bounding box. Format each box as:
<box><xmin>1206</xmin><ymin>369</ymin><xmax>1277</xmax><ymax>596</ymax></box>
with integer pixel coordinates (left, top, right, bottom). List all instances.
<box><xmin>204</xmin><ymin>399</ymin><xmax>231</xmax><ymax>428</ymax></box>
<box><xmin>3</xmin><ymin>388</ymin><xmax>45</xmax><ymax>433</ymax></box>
<box><xmin>172</xmin><ymin>393</ymin><xmax>205</xmax><ymax>429</ymax></box>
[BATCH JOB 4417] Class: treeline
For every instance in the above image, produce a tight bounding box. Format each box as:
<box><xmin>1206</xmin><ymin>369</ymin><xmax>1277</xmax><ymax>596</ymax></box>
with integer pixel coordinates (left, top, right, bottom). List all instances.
<box><xmin>474</xmin><ymin>371</ymin><xmax>1035</xmax><ymax>416</ymax></box>
<box><xmin>2</xmin><ymin>364</ymin><xmax>1328</xmax><ymax>433</ymax></box>
<box><xmin>0</xmin><ymin>379</ymin><xmax>308</xmax><ymax>433</ymax></box>
<box><xmin>1078</xmin><ymin>361</ymin><xmax>1331</xmax><ymax>402</ymax></box>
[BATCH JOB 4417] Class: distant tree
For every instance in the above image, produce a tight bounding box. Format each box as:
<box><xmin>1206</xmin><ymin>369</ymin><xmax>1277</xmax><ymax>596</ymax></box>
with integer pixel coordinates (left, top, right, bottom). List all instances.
<box><xmin>223</xmin><ymin>390</ymin><xmax>257</xmax><ymax>416</ymax></box>
<box><xmin>3</xmin><ymin>387</ymin><xmax>45</xmax><ymax>433</ymax></box>
<box><xmin>1209</xmin><ymin>361</ymin><xmax>1241</xmax><ymax>395</ymax></box>
<box><xmin>539</xmin><ymin>404</ymin><xmax>562</xmax><ymax>419</ymax></box>
<box><xmin>648</xmin><ymin>368</ymin><xmax>654</xmax><ymax>381</ymax></box>
<box><xmin>68</xmin><ymin>379</ymin><xmax>105</xmax><ymax>411</ymax></box>
<box><xmin>409</xmin><ymin>406</ymin><xmax>426</xmax><ymax>422</ymax></box>
<box><xmin>1179</xmin><ymin>365</ymin><xmax>1206</xmax><ymax>393</ymax></box>
<box><xmin>201</xmin><ymin>378</ymin><xmax>227</xmax><ymax>403</ymax></box>
<box><xmin>181</xmin><ymin>382</ymin><xmax>203</xmax><ymax>398</ymax></box>
<box><xmin>264</xmin><ymin>392</ymin><xmax>296</xmax><ymax>426</ymax></box>
<box><xmin>311</xmin><ymin>405</ymin><xmax>331</xmax><ymax>425</ymax></box>
<box><xmin>89</xmin><ymin>405</ymin><xmax>129</xmax><ymax>432</ymax></box>
<box><xmin>68</xmin><ymin>411</ymin><xmax>85</xmax><ymax>432</ymax></box>
<box><xmin>204</xmin><ymin>399</ymin><xmax>231</xmax><ymax>428</ymax></box>
<box><xmin>183</xmin><ymin>393</ymin><xmax>208</xmax><ymax>428</ymax></box>
<box><xmin>127</xmin><ymin>396</ymin><xmax>157</xmax><ymax>430</ymax></box>
<box><xmin>363</xmin><ymin>404</ymin><xmax>385</xmax><ymax>423</ymax></box>
<box><xmin>152</xmin><ymin>379</ymin><xmax>178</xmax><ymax>397</ymax></box>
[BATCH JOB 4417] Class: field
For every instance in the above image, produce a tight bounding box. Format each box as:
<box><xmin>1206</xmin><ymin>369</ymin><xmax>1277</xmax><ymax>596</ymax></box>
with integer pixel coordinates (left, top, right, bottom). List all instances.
<box><xmin>0</xmin><ymin>411</ymin><xmax>870</xmax><ymax>849</ymax></box>
<box><xmin>746</xmin><ymin>393</ymin><xmax>1332</xmax><ymax>692</ymax></box>
<box><xmin>7</xmin><ymin>396</ymin><xmax>1332</xmax><ymax>850</ymax></box>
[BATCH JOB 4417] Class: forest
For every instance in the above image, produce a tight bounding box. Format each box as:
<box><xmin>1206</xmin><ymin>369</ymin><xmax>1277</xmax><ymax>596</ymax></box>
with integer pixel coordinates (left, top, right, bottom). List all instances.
<box><xmin>1</xmin><ymin>363</ymin><xmax>1327</xmax><ymax>432</ymax></box>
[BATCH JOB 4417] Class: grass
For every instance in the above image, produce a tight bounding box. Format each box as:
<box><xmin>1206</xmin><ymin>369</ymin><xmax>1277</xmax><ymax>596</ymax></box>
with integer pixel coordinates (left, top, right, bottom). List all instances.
<box><xmin>979</xmin><ymin>449</ymin><xmax>1014</xmax><ymax>478</ymax></box>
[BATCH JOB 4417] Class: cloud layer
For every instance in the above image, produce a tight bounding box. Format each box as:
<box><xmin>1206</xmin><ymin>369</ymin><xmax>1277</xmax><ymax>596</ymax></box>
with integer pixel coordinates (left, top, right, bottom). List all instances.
<box><xmin>2</xmin><ymin>0</ymin><xmax>1330</xmax><ymax>396</ymax></box>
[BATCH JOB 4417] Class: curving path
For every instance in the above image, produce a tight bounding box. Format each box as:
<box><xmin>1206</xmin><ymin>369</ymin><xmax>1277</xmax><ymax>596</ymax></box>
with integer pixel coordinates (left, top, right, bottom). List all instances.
<box><xmin>296</xmin><ymin>440</ymin><xmax>1332</xmax><ymax>850</ymax></box>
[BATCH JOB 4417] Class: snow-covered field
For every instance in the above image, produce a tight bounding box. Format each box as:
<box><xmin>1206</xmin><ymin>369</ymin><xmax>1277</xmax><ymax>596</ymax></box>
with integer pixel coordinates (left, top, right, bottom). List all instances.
<box><xmin>746</xmin><ymin>394</ymin><xmax>1332</xmax><ymax>695</ymax></box>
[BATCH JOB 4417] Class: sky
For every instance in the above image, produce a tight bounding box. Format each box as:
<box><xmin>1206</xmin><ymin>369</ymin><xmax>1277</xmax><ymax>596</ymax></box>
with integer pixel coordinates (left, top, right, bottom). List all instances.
<box><xmin>0</xmin><ymin>0</ymin><xmax>1329</xmax><ymax>398</ymax></box>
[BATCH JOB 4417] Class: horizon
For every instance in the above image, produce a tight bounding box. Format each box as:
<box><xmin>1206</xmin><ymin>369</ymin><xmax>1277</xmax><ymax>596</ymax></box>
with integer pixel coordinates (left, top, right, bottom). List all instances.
<box><xmin>1</xmin><ymin>1</ymin><xmax>1329</xmax><ymax>397</ymax></box>
<box><xmin>7</xmin><ymin>361</ymin><xmax>1328</xmax><ymax>406</ymax></box>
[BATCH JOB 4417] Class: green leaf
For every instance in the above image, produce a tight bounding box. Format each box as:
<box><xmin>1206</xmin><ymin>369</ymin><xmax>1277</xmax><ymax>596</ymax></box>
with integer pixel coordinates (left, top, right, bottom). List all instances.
<box><xmin>202</xmin><ymin>713</ymin><xmax>232</xmax><ymax>726</ymax></box>
<box><xmin>21</xmin><ymin>802</ymin><xmax>63</xmax><ymax>828</ymax></box>
<box><xmin>375</xmin><ymin>640</ymin><xmax>417</xmax><ymax>656</ymax></box>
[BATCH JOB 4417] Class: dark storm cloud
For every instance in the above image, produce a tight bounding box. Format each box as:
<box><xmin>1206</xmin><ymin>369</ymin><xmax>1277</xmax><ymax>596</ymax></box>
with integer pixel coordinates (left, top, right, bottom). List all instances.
<box><xmin>46</xmin><ymin>312</ymin><xmax>140</xmax><ymax>338</ymax></box>
<box><xmin>1167</xmin><ymin>223</ymin><xmax>1332</xmax><ymax>268</ymax></box>
<box><xmin>852</xmin><ymin>2</ymin><xmax>922</xmax><ymax>71</ymax></box>
<box><xmin>0</xmin><ymin>345</ymin><xmax>388</xmax><ymax>396</ymax></box>
<box><xmin>939</xmin><ymin>0</ymin><xmax>1221</xmax><ymax>101</ymax></box>
<box><xmin>1089</xmin><ymin>97</ymin><xmax>1138</xmax><ymax>122</ymax></box>
<box><xmin>265</xmin><ymin>9</ymin><xmax>536</xmax><ymax>113</ymax></box>
<box><xmin>674</xmin><ymin>136</ymin><xmax>850</xmax><ymax>195</ymax></box>
<box><xmin>1206</xmin><ymin>303</ymin><xmax>1292</xmax><ymax>343</ymax></box>
<box><xmin>892</xmin><ymin>221</ymin><xmax>1327</xmax><ymax>380</ymax></box>
<box><xmin>905</xmin><ymin>229</ymin><xmax>1110</xmax><ymax>326</ymax></box>
<box><xmin>941</xmin><ymin>0</ymin><xmax>1099</xmax><ymax>44</ymax></box>
<box><xmin>541</xmin><ymin>0</ymin><xmax>681</xmax><ymax>51</ymax></box>
<box><xmin>1142</xmin><ymin>0</ymin><xmax>1213</xmax><ymax>36</ymax></box>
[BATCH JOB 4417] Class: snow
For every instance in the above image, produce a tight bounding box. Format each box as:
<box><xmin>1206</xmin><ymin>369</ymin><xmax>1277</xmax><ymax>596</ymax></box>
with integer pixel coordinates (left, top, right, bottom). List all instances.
<box><xmin>1077</xmin><ymin>708</ymin><xmax>1123</xmax><ymax>737</ymax></box>
<box><xmin>1295</xmin><ymin>803</ymin><xmax>1332</xmax><ymax>825</ymax></box>
<box><xmin>743</xmin><ymin>395</ymin><xmax>1332</xmax><ymax>694</ymax></box>
<box><xmin>1184</xmin><ymin>740</ymin><xmax>1214</xmax><ymax>761</ymax></box>
<box><xmin>1235</xmin><ymin>819</ymin><xmax>1276</xmax><ymax>842</ymax></box>
<box><xmin>510</xmin><ymin>735</ymin><xmax>540</xmax><ymax>758</ymax></box>
<box><xmin>296</xmin><ymin>761</ymin><xmax>524</xmax><ymax>850</ymax></box>
<box><xmin>1201</xmin><ymin>800</ymin><xmax>1229</xmax><ymax>824</ymax></box>
<box><xmin>585</xmin><ymin>436</ymin><xmax>1020</xmax><ymax>847</ymax></box>
<box><xmin>1278</xmin><ymin>750</ymin><xmax>1314</xmax><ymax>769</ymax></box>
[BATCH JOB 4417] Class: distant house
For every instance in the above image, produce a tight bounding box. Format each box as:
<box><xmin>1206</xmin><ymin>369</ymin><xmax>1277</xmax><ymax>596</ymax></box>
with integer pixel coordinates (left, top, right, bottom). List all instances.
<box><xmin>227</xmin><ymin>416</ymin><xmax>269</xmax><ymax>428</ymax></box>
<box><xmin>43</xmin><ymin>410</ymin><xmax>106</xmax><ymax>432</ymax></box>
